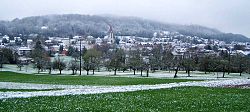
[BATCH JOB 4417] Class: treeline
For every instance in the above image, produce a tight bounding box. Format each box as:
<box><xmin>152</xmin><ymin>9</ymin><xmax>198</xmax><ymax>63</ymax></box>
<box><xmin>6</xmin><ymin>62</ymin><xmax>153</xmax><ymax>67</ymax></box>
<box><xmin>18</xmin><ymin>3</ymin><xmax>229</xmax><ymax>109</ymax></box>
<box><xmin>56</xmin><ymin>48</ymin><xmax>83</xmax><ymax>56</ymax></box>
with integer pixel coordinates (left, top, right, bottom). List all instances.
<box><xmin>1</xmin><ymin>42</ymin><xmax>250</xmax><ymax>77</ymax></box>
<box><xmin>0</xmin><ymin>14</ymin><xmax>249</xmax><ymax>42</ymax></box>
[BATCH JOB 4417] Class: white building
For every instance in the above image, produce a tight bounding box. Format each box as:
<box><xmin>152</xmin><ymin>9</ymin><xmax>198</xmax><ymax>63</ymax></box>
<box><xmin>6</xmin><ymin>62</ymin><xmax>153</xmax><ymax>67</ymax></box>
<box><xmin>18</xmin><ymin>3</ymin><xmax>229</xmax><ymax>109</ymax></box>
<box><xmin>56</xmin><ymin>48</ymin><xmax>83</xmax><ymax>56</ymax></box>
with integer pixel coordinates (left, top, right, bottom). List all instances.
<box><xmin>18</xmin><ymin>47</ymin><xmax>32</xmax><ymax>56</ymax></box>
<box><xmin>95</xmin><ymin>37</ymin><xmax>103</xmax><ymax>45</ymax></box>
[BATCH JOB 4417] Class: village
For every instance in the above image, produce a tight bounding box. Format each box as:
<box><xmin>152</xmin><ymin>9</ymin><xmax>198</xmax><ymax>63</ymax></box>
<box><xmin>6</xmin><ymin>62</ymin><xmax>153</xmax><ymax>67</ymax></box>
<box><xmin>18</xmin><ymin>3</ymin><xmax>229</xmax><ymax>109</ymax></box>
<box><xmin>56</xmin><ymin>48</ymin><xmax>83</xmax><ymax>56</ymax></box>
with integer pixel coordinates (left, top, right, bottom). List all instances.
<box><xmin>1</xmin><ymin>0</ymin><xmax>250</xmax><ymax>111</ymax></box>
<box><xmin>1</xmin><ymin>25</ymin><xmax>250</xmax><ymax>62</ymax></box>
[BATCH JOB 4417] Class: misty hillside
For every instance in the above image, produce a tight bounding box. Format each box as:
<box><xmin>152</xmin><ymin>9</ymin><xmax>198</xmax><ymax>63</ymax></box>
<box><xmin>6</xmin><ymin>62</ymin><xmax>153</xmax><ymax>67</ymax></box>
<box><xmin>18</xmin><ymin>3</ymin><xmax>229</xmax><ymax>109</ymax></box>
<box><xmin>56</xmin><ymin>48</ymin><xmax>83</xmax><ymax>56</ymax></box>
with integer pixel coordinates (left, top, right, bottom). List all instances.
<box><xmin>0</xmin><ymin>14</ymin><xmax>249</xmax><ymax>42</ymax></box>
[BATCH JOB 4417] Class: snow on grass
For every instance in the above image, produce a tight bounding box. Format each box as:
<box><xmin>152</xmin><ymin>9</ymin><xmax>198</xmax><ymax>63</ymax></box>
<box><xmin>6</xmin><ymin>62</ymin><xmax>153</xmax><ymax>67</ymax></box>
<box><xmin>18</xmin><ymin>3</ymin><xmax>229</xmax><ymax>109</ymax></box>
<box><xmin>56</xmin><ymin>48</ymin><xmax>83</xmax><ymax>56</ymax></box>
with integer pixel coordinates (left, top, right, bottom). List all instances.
<box><xmin>1</xmin><ymin>64</ymin><xmax>250</xmax><ymax>80</ymax></box>
<box><xmin>0</xmin><ymin>82</ymin><xmax>98</xmax><ymax>90</ymax></box>
<box><xmin>0</xmin><ymin>79</ymin><xmax>250</xmax><ymax>99</ymax></box>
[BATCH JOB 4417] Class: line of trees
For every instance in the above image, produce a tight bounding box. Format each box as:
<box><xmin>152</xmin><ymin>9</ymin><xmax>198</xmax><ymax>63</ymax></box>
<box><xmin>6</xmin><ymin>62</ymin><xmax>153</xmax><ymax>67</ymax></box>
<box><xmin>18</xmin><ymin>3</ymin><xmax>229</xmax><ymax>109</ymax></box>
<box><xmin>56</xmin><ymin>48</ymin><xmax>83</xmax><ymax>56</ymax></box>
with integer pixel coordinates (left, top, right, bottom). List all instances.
<box><xmin>1</xmin><ymin>43</ymin><xmax>250</xmax><ymax>77</ymax></box>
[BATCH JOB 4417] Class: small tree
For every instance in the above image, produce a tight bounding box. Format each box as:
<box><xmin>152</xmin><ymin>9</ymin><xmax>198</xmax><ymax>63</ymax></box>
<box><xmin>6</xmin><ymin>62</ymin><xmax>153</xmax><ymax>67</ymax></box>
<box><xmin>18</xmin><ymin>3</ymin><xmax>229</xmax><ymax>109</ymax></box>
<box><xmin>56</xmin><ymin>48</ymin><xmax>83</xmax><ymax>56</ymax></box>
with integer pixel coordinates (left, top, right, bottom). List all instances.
<box><xmin>173</xmin><ymin>55</ymin><xmax>184</xmax><ymax>78</ymax></box>
<box><xmin>68</xmin><ymin>60</ymin><xmax>79</xmax><ymax>75</ymax></box>
<box><xmin>232</xmin><ymin>53</ymin><xmax>248</xmax><ymax>76</ymax></box>
<box><xmin>199</xmin><ymin>55</ymin><xmax>211</xmax><ymax>74</ymax></box>
<box><xmin>46</xmin><ymin>61</ymin><xmax>52</xmax><ymax>74</ymax></box>
<box><xmin>161</xmin><ymin>51</ymin><xmax>174</xmax><ymax>72</ymax></box>
<box><xmin>182</xmin><ymin>57</ymin><xmax>195</xmax><ymax>77</ymax></box>
<box><xmin>149</xmin><ymin>46</ymin><xmax>162</xmax><ymax>72</ymax></box>
<box><xmin>210</xmin><ymin>57</ymin><xmax>228</xmax><ymax>78</ymax></box>
<box><xmin>128</xmin><ymin>49</ymin><xmax>143</xmax><ymax>75</ymax></box>
<box><xmin>52</xmin><ymin>58</ymin><xmax>66</xmax><ymax>74</ymax></box>
<box><xmin>1</xmin><ymin>48</ymin><xmax>17</xmax><ymax>64</ymax></box>
<box><xmin>83</xmin><ymin>48</ymin><xmax>102</xmax><ymax>75</ymax></box>
<box><xmin>34</xmin><ymin>58</ymin><xmax>46</xmax><ymax>73</ymax></box>
<box><xmin>17</xmin><ymin>60</ymin><xmax>24</xmax><ymax>71</ymax></box>
<box><xmin>108</xmin><ymin>49</ymin><xmax>125</xmax><ymax>75</ymax></box>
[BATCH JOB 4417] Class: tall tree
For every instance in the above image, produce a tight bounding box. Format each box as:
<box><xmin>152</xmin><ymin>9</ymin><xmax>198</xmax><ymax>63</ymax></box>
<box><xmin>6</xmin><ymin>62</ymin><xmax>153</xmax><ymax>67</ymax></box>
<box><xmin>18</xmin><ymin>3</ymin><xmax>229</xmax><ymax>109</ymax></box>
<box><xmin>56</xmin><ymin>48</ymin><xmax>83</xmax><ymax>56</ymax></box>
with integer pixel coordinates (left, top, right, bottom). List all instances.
<box><xmin>31</xmin><ymin>40</ymin><xmax>49</xmax><ymax>73</ymax></box>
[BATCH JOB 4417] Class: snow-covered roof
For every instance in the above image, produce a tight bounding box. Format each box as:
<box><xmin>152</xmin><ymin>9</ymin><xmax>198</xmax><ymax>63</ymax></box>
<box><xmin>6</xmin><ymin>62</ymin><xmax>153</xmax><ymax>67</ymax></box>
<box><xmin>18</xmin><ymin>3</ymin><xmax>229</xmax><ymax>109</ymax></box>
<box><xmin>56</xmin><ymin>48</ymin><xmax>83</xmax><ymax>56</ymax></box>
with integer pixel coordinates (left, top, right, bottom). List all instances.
<box><xmin>45</xmin><ymin>40</ymin><xmax>52</xmax><ymax>43</ymax></box>
<box><xmin>18</xmin><ymin>47</ymin><xmax>32</xmax><ymax>51</ymax></box>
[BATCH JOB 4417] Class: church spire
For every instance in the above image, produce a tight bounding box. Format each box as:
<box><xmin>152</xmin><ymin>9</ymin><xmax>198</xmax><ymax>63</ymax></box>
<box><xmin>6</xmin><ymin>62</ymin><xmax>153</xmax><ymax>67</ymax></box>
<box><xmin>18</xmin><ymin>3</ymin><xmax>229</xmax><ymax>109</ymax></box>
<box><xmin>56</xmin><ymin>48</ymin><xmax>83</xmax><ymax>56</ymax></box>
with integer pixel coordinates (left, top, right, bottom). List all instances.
<box><xmin>107</xmin><ymin>23</ymin><xmax>115</xmax><ymax>44</ymax></box>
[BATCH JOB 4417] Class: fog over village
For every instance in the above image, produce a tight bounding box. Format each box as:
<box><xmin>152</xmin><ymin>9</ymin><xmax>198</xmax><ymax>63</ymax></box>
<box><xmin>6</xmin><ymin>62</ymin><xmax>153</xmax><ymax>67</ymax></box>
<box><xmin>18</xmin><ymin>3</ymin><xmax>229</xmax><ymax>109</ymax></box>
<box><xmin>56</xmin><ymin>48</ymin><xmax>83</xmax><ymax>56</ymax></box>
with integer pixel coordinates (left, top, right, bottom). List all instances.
<box><xmin>0</xmin><ymin>0</ymin><xmax>250</xmax><ymax>111</ymax></box>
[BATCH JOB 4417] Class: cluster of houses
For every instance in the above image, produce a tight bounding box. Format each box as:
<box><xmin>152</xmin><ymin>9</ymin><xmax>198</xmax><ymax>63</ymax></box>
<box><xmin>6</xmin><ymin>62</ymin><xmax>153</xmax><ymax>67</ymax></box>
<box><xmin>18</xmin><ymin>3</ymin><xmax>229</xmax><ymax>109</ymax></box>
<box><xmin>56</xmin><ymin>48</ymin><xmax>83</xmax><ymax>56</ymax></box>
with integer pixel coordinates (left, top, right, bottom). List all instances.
<box><xmin>1</xmin><ymin>27</ymin><xmax>250</xmax><ymax>62</ymax></box>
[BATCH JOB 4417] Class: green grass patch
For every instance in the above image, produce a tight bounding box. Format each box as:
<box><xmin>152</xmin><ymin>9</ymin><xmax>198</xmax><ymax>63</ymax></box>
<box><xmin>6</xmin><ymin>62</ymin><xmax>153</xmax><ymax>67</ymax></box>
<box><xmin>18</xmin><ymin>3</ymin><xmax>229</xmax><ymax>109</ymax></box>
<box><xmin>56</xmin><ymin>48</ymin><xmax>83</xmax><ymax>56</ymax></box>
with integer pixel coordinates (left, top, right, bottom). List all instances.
<box><xmin>0</xmin><ymin>71</ymin><xmax>199</xmax><ymax>86</ymax></box>
<box><xmin>1</xmin><ymin>87</ymin><xmax>250</xmax><ymax>111</ymax></box>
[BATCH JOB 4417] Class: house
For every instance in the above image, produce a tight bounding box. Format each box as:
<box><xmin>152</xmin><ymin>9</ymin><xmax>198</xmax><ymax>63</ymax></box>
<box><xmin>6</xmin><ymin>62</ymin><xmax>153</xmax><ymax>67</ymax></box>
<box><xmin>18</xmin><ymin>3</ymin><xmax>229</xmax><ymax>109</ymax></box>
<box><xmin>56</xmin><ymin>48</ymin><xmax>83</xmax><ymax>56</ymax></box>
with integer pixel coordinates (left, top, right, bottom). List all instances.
<box><xmin>2</xmin><ymin>35</ymin><xmax>9</xmax><ymax>41</ymax></box>
<box><xmin>50</xmin><ymin>45</ymin><xmax>60</xmax><ymax>52</ymax></box>
<box><xmin>61</xmin><ymin>38</ymin><xmax>70</xmax><ymax>48</ymax></box>
<box><xmin>18</xmin><ymin>47</ymin><xmax>32</xmax><ymax>56</ymax></box>
<box><xmin>95</xmin><ymin>37</ymin><xmax>103</xmax><ymax>45</ymax></box>
<box><xmin>18</xmin><ymin>57</ymin><xmax>32</xmax><ymax>64</ymax></box>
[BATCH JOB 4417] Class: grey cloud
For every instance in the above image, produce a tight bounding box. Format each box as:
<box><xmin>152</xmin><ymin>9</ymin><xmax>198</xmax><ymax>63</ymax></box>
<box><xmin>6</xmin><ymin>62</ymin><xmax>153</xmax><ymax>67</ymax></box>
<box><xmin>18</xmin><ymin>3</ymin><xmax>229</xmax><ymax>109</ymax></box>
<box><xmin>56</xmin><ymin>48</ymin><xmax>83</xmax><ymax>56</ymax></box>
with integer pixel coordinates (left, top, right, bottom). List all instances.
<box><xmin>0</xmin><ymin>0</ymin><xmax>249</xmax><ymax>37</ymax></box>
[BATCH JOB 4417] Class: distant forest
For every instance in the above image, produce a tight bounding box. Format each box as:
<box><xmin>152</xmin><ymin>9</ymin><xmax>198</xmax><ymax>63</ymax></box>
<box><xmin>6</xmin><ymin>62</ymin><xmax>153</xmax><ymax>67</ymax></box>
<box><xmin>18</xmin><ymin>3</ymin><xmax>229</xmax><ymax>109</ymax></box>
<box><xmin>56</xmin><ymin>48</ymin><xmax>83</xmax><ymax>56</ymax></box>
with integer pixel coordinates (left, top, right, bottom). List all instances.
<box><xmin>0</xmin><ymin>14</ymin><xmax>249</xmax><ymax>43</ymax></box>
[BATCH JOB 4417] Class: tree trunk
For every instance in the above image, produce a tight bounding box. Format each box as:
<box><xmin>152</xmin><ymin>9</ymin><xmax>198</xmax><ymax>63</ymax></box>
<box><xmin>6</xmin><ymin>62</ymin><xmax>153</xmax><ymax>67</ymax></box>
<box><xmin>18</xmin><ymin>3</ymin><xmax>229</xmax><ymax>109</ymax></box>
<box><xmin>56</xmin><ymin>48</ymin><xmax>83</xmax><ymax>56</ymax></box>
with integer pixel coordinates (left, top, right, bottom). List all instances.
<box><xmin>240</xmin><ymin>72</ymin><xmax>242</xmax><ymax>76</ymax></box>
<box><xmin>49</xmin><ymin>69</ymin><xmax>51</xmax><ymax>74</ymax></box>
<box><xmin>146</xmin><ymin>69</ymin><xmax>149</xmax><ymax>77</ymax></box>
<box><xmin>93</xmin><ymin>69</ymin><xmax>95</xmax><ymax>75</ymax></box>
<box><xmin>59</xmin><ymin>70</ymin><xmax>62</xmax><ymax>74</ymax></box>
<box><xmin>141</xmin><ymin>70</ymin><xmax>143</xmax><ymax>76</ymax></box>
<box><xmin>133</xmin><ymin>70</ymin><xmax>136</xmax><ymax>75</ymax></box>
<box><xmin>114</xmin><ymin>69</ymin><xmax>117</xmax><ymax>75</ymax></box>
<box><xmin>87</xmin><ymin>70</ymin><xmax>89</xmax><ymax>75</ymax></box>
<box><xmin>174</xmin><ymin>68</ymin><xmax>178</xmax><ymax>78</ymax></box>
<box><xmin>187</xmin><ymin>70</ymin><xmax>190</xmax><ymax>77</ymax></box>
<box><xmin>222</xmin><ymin>67</ymin><xmax>225</xmax><ymax>78</ymax></box>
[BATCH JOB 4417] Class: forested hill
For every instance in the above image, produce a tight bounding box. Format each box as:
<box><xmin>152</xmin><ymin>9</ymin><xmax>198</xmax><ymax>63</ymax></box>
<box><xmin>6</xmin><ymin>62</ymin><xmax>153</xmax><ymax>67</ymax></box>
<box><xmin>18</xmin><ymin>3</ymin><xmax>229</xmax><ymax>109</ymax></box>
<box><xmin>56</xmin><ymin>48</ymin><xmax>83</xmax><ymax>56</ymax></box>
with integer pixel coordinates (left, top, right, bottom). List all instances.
<box><xmin>0</xmin><ymin>14</ymin><xmax>249</xmax><ymax>42</ymax></box>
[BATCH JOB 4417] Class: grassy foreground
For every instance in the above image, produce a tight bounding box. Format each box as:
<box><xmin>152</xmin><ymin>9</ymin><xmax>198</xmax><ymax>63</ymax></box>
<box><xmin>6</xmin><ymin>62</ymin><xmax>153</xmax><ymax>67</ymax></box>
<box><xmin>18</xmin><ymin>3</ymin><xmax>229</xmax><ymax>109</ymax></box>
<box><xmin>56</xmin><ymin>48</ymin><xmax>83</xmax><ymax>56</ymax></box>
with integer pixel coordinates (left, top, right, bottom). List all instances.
<box><xmin>1</xmin><ymin>87</ymin><xmax>250</xmax><ymax>111</ymax></box>
<box><xmin>0</xmin><ymin>71</ymin><xmax>199</xmax><ymax>85</ymax></box>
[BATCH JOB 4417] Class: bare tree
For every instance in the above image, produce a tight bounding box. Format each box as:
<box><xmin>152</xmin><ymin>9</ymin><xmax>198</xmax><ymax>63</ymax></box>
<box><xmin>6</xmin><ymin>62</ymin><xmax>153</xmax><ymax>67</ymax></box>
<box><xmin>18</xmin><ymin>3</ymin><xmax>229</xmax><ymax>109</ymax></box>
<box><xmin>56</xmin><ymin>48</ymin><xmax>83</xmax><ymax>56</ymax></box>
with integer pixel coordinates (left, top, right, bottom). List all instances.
<box><xmin>68</xmin><ymin>60</ymin><xmax>79</xmax><ymax>75</ymax></box>
<box><xmin>52</xmin><ymin>58</ymin><xmax>66</xmax><ymax>75</ymax></box>
<box><xmin>108</xmin><ymin>49</ymin><xmax>125</xmax><ymax>75</ymax></box>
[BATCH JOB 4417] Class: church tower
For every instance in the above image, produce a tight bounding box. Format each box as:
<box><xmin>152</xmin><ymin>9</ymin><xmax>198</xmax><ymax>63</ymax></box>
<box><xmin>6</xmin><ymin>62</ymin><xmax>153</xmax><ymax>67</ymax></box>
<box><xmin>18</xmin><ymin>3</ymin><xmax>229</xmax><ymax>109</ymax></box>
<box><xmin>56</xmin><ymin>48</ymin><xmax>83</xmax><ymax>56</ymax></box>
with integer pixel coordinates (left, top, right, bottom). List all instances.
<box><xmin>108</xmin><ymin>24</ymin><xmax>115</xmax><ymax>44</ymax></box>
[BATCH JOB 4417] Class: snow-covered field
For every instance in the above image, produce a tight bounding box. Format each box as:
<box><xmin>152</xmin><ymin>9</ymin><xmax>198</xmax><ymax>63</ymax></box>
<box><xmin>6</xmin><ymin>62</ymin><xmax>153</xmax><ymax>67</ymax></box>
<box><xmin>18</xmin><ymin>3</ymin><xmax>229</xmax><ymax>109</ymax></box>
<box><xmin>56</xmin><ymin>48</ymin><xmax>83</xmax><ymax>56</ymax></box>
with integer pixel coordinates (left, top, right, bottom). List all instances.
<box><xmin>1</xmin><ymin>79</ymin><xmax>250</xmax><ymax>99</ymax></box>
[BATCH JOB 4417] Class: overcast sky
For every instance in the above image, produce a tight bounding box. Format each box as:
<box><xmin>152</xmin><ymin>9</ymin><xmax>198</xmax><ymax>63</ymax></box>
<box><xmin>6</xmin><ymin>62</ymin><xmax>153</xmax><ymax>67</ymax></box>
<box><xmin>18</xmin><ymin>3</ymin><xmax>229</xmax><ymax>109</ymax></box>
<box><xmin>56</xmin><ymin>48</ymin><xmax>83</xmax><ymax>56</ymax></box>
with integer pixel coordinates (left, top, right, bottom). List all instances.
<box><xmin>1</xmin><ymin>0</ymin><xmax>250</xmax><ymax>37</ymax></box>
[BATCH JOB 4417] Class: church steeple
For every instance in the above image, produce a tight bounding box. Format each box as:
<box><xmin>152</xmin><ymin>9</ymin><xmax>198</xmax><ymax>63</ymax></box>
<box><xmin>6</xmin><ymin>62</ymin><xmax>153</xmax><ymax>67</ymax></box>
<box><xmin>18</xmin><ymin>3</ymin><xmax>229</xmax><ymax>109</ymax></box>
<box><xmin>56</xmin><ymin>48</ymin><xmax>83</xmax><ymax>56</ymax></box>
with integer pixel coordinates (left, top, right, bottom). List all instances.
<box><xmin>107</xmin><ymin>24</ymin><xmax>115</xmax><ymax>44</ymax></box>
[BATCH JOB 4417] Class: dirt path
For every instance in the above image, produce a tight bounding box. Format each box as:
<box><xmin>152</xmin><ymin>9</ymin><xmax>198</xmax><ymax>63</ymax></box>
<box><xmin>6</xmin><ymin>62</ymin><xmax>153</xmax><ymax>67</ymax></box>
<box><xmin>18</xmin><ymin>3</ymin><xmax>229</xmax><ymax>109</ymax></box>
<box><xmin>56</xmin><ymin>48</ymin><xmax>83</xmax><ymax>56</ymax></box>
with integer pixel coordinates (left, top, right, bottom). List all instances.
<box><xmin>0</xmin><ymin>79</ymin><xmax>250</xmax><ymax>99</ymax></box>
